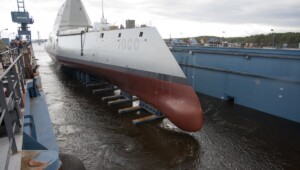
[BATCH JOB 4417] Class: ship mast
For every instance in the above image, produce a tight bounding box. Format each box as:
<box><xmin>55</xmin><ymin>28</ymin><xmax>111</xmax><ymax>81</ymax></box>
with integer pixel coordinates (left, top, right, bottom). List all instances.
<box><xmin>102</xmin><ymin>0</ymin><xmax>104</xmax><ymax>18</ymax></box>
<box><xmin>101</xmin><ymin>0</ymin><xmax>107</xmax><ymax>24</ymax></box>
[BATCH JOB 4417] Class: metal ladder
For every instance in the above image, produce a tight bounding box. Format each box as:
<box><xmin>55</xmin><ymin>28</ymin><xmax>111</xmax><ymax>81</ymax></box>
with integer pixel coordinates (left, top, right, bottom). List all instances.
<box><xmin>17</xmin><ymin>0</ymin><xmax>25</xmax><ymax>12</ymax></box>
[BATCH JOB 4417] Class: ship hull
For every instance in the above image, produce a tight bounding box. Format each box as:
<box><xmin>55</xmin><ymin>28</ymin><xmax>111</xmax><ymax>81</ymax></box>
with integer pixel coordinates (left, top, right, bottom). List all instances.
<box><xmin>45</xmin><ymin>27</ymin><xmax>203</xmax><ymax>131</ymax></box>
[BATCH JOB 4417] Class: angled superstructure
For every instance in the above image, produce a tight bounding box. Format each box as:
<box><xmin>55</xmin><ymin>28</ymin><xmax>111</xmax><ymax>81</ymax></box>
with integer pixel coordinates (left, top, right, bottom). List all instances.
<box><xmin>56</xmin><ymin>0</ymin><xmax>92</xmax><ymax>31</ymax></box>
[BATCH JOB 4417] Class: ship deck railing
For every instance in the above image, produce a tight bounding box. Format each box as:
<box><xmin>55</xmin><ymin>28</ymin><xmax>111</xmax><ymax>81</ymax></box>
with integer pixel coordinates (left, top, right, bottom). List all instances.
<box><xmin>0</xmin><ymin>48</ymin><xmax>26</xmax><ymax>170</ymax></box>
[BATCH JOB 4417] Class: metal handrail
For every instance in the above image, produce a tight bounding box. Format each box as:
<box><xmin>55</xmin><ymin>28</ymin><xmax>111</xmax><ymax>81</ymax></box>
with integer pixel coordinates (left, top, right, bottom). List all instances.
<box><xmin>0</xmin><ymin>53</ymin><xmax>23</xmax><ymax>81</ymax></box>
<box><xmin>0</xmin><ymin>47</ymin><xmax>25</xmax><ymax>169</ymax></box>
<box><xmin>0</xmin><ymin>108</ymin><xmax>6</xmax><ymax>124</ymax></box>
<box><xmin>0</xmin><ymin>48</ymin><xmax>18</xmax><ymax>55</ymax></box>
<box><xmin>0</xmin><ymin>48</ymin><xmax>24</xmax><ymax>125</ymax></box>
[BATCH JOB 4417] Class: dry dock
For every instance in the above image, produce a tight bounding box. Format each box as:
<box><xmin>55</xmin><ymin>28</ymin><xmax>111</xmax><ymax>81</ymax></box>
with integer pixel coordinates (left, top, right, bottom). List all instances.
<box><xmin>33</xmin><ymin>43</ymin><xmax>300</xmax><ymax>169</ymax></box>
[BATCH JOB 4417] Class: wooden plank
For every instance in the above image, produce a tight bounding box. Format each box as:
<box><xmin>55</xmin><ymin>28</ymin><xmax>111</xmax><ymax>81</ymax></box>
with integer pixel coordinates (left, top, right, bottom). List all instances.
<box><xmin>132</xmin><ymin>115</ymin><xmax>164</xmax><ymax>125</ymax></box>
<box><xmin>86</xmin><ymin>82</ymin><xmax>106</xmax><ymax>87</ymax></box>
<box><xmin>92</xmin><ymin>87</ymin><xmax>118</xmax><ymax>94</ymax></box>
<box><xmin>107</xmin><ymin>97</ymin><xmax>138</xmax><ymax>106</ymax></box>
<box><xmin>101</xmin><ymin>95</ymin><xmax>123</xmax><ymax>102</ymax></box>
<box><xmin>118</xmin><ymin>106</ymin><xmax>142</xmax><ymax>114</ymax></box>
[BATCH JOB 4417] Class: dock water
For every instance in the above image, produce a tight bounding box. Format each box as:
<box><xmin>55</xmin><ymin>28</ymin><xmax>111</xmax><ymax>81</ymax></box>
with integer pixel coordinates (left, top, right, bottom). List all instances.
<box><xmin>33</xmin><ymin>44</ymin><xmax>300</xmax><ymax>169</ymax></box>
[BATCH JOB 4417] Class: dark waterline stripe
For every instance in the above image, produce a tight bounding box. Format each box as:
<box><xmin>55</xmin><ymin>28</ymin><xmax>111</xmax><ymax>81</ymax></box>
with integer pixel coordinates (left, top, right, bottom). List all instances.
<box><xmin>47</xmin><ymin>52</ymin><xmax>189</xmax><ymax>85</ymax></box>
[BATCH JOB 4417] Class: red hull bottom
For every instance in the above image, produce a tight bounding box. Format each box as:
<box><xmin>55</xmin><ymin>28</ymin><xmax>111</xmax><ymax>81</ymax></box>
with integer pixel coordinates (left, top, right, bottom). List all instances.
<box><xmin>54</xmin><ymin>57</ymin><xmax>203</xmax><ymax>132</ymax></box>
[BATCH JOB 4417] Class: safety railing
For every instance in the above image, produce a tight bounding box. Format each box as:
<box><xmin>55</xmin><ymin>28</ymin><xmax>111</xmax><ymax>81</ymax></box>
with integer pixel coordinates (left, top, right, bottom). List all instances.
<box><xmin>0</xmin><ymin>47</ymin><xmax>25</xmax><ymax>170</ymax></box>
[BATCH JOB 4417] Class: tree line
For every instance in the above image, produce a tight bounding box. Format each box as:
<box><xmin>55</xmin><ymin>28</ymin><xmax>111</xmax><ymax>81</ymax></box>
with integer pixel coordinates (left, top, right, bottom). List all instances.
<box><xmin>194</xmin><ymin>32</ymin><xmax>300</xmax><ymax>48</ymax></box>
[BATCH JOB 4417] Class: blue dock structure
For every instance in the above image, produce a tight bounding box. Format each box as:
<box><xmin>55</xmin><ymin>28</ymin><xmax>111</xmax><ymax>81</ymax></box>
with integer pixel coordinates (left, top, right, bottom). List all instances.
<box><xmin>0</xmin><ymin>46</ymin><xmax>61</xmax><ymax>170</ymax></box>
<box><xmin>171</xmin><ymin>46</ymin><xmax>300</xmax><ymax>123</ymax></box>
<box><xmin>0</xmin><ymin>46</ymin><xmax>85</xmax><ymax>170</ymax></box>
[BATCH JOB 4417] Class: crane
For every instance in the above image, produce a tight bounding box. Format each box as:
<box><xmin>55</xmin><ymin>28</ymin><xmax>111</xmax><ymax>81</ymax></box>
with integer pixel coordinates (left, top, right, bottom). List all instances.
<box><xmin>11</xmin><ymin>0</ymin><xmax>34</xmax><ymax>42</ymax></box>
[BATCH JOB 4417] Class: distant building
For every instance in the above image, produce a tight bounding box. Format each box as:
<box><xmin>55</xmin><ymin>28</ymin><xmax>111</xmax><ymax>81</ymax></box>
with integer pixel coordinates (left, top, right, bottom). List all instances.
<box><xmin>208</xmin><ymin>37</ymin><xmax>221</xmax><ymax>46</ymax></box>
<box><xmin>171</xmin><ymin>39</ymin><xmax>186</xmax><ymax>46</ymax></box>
<box><xmin>188</xmin><ymin>38</ymin><xmax>199</xmax><ymax>46</ymax></box>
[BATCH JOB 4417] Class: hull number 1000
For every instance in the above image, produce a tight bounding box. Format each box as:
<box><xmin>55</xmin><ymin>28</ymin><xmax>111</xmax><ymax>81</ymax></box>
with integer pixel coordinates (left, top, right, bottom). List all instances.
<box><xmin>118</xmin><ymin>38</ymin><xmax>139</xmax><ymax>50</ymax></box>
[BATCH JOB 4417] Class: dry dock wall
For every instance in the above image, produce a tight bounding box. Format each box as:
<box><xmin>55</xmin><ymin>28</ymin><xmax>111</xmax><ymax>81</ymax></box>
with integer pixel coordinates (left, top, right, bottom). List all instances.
<box><xmin>171</xmin><ymin>46</ymin><xmax>300</xmax><ymax>123</ymax></box>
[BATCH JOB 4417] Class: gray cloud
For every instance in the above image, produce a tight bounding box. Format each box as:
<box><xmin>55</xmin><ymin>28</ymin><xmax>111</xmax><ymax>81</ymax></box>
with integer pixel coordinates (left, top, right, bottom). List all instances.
<box><xmin>1</xmin><ymin>0</ymin><xmax>299</xmax><ymax>39</ymax></box>
<box><xmin>154</xmin><ymin>0</ymin><xmax>298</xmax><ymax>26</ymax></box>
<box><xmin>26</xmin><ymin>0</ymin><xmax>300</xmax><ymax>28</ymax></box>
<box><xmin>88</xmin><ymin>0</ymin><xmax>300</xmax><ymax>28</ymax></box>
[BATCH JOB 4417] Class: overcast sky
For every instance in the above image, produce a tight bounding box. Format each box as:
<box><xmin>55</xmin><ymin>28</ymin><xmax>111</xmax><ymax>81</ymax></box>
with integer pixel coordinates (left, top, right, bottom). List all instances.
<box><xmin>0</xmin><ymin>0</ymin><xmax>299</xmax><ymax>39</ymax></box>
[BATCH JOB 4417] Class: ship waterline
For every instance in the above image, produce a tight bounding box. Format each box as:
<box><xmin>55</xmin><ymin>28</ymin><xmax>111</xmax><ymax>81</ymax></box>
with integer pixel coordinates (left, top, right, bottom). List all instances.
<box><xmin>47</xmin><ymin>51</ymin><xmax>203</xmax><ymax>131</ymax></box>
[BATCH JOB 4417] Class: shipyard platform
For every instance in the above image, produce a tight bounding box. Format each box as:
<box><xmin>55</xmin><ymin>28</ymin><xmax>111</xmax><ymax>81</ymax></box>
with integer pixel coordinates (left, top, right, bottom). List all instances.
<box><xmin>0</xmin><ymin>45</ymin><xmax>85</xmax><ymax>170</ymax></box>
